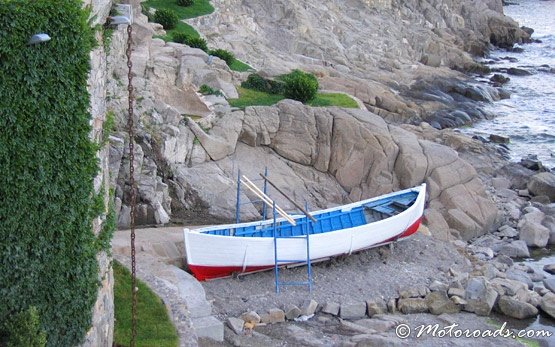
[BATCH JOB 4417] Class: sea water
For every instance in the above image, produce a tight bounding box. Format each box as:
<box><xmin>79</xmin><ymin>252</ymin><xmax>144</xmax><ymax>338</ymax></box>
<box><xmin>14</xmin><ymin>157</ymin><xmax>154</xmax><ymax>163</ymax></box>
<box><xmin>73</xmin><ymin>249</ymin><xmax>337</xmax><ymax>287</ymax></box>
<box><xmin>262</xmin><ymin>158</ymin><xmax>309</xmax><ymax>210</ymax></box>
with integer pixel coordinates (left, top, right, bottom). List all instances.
<box><xmin>465</xmin><ymin>0</ymin><xmax>555</xmax><ymax>169</ymax></box>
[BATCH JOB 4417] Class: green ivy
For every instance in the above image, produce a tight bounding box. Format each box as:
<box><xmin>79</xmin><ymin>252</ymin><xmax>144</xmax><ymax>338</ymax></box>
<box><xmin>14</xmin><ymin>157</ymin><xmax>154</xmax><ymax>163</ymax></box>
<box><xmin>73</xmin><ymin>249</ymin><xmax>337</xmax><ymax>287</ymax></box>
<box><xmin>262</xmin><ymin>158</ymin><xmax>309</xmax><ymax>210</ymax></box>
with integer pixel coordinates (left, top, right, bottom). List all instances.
<box><xmin>95</xmin><ymin>189</ymin><xmax>116</xmax><ymax>254</ymax></box>
<box><xmin>102</xmin><ymin>110</ymin><xmax>116</xmax><ymax>145</ymax></box>
<box><xmin>1</xmin><ymin>306</ymin><xmax>46</xmax><ymax>347</ymax></box>
<box><xmin>0</xmin><ymin>1</ymin><xmax>100</xmax><ymax>346</ymax></box>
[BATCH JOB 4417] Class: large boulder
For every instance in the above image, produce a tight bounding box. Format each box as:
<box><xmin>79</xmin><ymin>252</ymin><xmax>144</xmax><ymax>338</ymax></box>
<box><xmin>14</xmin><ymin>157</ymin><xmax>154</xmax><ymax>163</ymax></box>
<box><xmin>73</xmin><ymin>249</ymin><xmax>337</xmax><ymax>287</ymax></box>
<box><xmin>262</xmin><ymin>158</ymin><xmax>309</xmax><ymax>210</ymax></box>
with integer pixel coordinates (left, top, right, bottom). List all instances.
<box><xmin>519</xmin><ymin>221</ymin><xmax>550</xmax><ymax>248</ymax></box>
<box><xmin>240</xmin><ymin>101</ymin><xmax>498</xmax><ymax>239</ymax></box>
<box><xmin>540</xmin><ymin>292</ymin><xmax>555</xmax><ymax>319</ymax></box>
<box><xmin>398</xmin><ymin>298</ymin><xmax>429</xmax><ymax>314</ymax></box>
<box><xmin>464</xmin><ymin>277</ymin><xmax>498</xmax><ymax>316</ymax></box>
<box><xmin>497</xmin><ymin>296</ymin><xmax>538</xmax><ymax>319</ymax></box>
<box><xmin>498</xmin><ymin>240</ymin><xmax>530</xmax><ymax>258</ymax></box>
<box><xmin>528</xmin><ymin>172</ymin><xmax>555</xmax><ymax>201</ymax></box>
<box><xmin>426</xmin><ymin>291</ymin><xmax>460</xmax><ymax>315</ymax></box>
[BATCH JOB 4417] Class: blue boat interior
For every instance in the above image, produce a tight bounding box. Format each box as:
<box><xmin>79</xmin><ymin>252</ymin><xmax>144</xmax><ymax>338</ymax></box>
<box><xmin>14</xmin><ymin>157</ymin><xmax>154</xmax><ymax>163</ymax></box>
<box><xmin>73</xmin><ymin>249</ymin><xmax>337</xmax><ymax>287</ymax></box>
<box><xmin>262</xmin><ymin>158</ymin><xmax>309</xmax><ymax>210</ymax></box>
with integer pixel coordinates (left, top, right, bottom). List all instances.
<box><xmin>203</xmin><ymin>191</ymin><xmax>418</xmax><ymax>238</ymax></box>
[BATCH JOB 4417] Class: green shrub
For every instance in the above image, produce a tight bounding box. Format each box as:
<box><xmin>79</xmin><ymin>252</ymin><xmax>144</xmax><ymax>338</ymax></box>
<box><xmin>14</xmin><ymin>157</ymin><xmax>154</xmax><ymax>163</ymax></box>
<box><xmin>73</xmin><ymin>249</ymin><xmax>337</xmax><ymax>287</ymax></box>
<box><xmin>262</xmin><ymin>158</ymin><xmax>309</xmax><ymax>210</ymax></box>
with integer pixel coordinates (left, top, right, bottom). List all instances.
<box><xmin>172</xmin><ymin>32</ymin><xmax>189</xmax><ymax>44</ymax></box>
<box><xmin>209</xmin><ymin>48</ymin><xmax>235</xmax><ymax>66</ymax></box>
<box><xmin>177</xmin><ymin>0</ymin><xmax>194</xmax><ymax>6</ymax></box>
<box><xmin>199</xmin><ymin>84</ymin><xmax>223</xmax><ymax>96</ymax></box>
<box><xmin>185</xmin><ymin>37</ymin><xmax>208</xmax><ymax>51</ymax></box>
<box><xmin>282</xmin><ymin>70</ymin><xmax>319</xmax><ymax>103</ymax></box>
<box><xmin>2</xmin><ymin>307</ymin><xmax>47</xmax><ymax>347</ymax></box>
<box><xmin>154</xmin><ymin>8</ymin><xmax>179</xmax><ymax>30</ymax></box>
<box><xmin>102</xmin><ymin>110</ymin><xmax>115</xmax><ymax>145</ymax></box>
<box><xmin>241</xmin><ymin>73</ymin><xmax>284</xmax><ymax>94</ymax></box>
<box><xmin>0</xmin><ymin>1</ymin><xmax>100</xmax><ymax>346</ymax></box>
<box><xmin>171</xmin><ymin>34</ymin><xmax>207</xmax><ymax>51</ymax></box>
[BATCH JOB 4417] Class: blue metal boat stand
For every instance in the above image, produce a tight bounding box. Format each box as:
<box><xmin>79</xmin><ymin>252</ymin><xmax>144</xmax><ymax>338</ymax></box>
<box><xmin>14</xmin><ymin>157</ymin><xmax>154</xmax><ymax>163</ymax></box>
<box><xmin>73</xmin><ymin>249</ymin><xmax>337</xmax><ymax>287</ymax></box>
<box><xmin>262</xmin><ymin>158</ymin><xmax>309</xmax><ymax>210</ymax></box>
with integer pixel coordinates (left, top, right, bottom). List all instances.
<box><xmin>272</xmin><ymin>202</ymin><xmax>312</xmax><ymax>293</ymax></box>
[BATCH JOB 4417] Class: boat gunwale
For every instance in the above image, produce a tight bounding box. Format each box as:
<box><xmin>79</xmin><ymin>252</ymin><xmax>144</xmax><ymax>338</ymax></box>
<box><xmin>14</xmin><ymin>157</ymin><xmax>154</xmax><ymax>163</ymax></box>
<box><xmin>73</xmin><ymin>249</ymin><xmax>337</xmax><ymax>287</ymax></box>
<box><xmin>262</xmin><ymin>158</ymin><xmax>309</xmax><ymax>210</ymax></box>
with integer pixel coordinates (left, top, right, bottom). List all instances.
<box><xmin>184</xmin><ymin>183</ymin><xmax>426</xmax><ymax>237</ymax></box>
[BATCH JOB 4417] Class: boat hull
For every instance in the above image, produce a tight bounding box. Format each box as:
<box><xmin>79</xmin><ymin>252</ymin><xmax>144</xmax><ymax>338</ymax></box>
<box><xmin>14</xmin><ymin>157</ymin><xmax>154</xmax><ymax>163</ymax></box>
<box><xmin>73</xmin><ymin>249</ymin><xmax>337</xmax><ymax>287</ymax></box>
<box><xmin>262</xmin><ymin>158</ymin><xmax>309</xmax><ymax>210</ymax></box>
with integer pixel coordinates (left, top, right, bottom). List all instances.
<box><xmin>184</xmin><ymin>184</ymin><xmax>426</xmax><ymax>281</ymax></box>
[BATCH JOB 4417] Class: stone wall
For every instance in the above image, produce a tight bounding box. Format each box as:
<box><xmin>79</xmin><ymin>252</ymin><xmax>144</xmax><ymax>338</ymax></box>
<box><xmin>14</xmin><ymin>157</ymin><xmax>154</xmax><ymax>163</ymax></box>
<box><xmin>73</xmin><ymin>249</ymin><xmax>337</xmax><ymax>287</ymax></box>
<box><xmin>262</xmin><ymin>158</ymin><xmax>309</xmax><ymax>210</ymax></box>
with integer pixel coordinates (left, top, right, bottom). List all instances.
<box><xmin>79</xmin><ymin>0</ymin><xmax>116</xmax><ymax>346</ymax></box>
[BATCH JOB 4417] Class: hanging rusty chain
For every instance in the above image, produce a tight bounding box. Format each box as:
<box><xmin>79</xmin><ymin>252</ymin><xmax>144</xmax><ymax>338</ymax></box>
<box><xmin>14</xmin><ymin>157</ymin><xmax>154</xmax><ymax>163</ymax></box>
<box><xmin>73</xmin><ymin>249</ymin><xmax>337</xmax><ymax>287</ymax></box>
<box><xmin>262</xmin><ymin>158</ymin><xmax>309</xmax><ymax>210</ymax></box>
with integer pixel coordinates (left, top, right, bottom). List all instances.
<box><xmin>125</xmin><ymin>24</ymin><xmax>138</xmax><ymax>347</ymax></box>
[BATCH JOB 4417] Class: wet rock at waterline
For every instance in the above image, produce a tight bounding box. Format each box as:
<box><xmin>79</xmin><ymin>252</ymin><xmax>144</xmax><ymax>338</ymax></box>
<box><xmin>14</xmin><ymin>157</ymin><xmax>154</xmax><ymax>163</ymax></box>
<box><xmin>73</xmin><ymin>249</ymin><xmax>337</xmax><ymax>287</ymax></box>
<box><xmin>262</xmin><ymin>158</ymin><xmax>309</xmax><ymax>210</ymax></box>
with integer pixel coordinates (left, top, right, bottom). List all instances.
<box><xmin>528</xmin><ymin>172</ymin><xmax>555</xmax><ymax>202</ymax></box>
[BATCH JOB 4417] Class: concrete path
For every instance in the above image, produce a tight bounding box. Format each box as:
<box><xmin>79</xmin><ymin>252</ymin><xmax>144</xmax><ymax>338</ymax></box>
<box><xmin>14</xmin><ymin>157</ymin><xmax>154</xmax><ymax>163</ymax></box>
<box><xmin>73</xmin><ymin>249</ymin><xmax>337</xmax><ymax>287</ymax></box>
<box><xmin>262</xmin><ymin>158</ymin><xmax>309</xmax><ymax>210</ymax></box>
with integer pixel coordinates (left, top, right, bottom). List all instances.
<box><xmin>113</xmin><ymin>226</ymin><xmax>224</xmax><ymax>345</ymax></box>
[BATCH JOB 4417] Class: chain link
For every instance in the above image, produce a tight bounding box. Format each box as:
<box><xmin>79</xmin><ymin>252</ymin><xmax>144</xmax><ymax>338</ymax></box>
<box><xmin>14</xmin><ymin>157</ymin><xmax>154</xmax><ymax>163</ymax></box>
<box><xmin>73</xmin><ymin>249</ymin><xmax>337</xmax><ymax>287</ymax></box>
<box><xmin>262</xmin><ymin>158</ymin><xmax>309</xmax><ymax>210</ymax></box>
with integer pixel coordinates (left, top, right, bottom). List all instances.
<box><xmin>125</xmin><ymin>24</ymin><xmax>138</xmax><ymax>347</ymax></box>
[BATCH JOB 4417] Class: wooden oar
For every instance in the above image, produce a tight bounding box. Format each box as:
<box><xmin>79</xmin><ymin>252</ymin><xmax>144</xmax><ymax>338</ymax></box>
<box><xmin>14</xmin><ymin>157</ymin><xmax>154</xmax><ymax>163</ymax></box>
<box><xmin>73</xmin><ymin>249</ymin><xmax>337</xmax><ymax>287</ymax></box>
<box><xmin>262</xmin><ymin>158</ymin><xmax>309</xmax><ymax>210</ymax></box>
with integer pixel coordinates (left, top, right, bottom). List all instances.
<box><xmin>240</xmin><ymin>177</ymin><xmax>292</xmax><ymax>223</ymax></box>
<box><xmin>240</xmin><ymin>178</ymin><xmax>296</xmax><ymax>226</ymax></box>
<box><xmin>259</xmin><ymin>173</ymin><xmax>317</xmax><ymax>223</ymax></box>
<box><xmin>240</xmin><ymin>176</ymin><xmax>297</xmax><ymax>226</ymax></box>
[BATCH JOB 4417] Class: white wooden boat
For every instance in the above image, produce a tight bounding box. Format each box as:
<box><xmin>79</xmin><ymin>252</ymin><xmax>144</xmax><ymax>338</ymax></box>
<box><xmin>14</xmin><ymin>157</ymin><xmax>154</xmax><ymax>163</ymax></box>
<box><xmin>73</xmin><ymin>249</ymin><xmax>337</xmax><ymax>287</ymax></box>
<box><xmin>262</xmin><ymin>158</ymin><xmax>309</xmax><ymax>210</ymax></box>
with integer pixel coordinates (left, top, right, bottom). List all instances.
<box><xmin>184</xmin><ymin>184</ymin><xmax>426</xmax><ymax>281</ymax></box>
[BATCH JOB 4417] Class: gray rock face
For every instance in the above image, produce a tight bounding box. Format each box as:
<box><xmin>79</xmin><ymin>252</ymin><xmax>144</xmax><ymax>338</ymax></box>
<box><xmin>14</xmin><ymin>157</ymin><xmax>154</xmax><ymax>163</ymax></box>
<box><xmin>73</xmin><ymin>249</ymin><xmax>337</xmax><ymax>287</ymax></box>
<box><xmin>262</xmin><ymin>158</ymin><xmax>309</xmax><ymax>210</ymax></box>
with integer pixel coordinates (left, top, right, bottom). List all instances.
<box><xmin>490</xmin><ymin>278</ymin><xmax>528</xmax><ymax>297</ymax></box>
<box><xmin>239</xmin><ymin>311</ymin><xmax>261</xmax><ymax>324</ymax></box>
<box><xmin>544</xmin><ymin>278</ymin><xmax>555</xmax><ymax>293</ymax></box>
<box><xmin>540</xmin><ymin>292</ymin><xmax>555</xmax><ymax>319</ymax></box>
<box><xmin>353</xmin><ymin>318</ymin><xmax>396</xmax><ymax>333</ymax></box>
<box><xmin>426</xmin><ymin>291</ymin><xmax>460</xmax><ymax>315</ymax></box>
<box><xmin>498</xmin><ymin>240</ymin><xmax>530</xmax><ymax>258</ymax></box>
<box><xmin>365</xmin><ymin>298</ymin><xmax>387</xmax><ymax>317</ymax></box>
<box><xmin>398</xmin><ymin>298</ymin><xmax>429</xmax><ymax>314</ymax></box>
<box><xmin>544</xmin><ymin>264</ymin><xmax>555</xmax><ymax>275</ymax></box>
<box><xmin>226</xmin><ymin>317</ymin><xmax>244</xmax><ymax>334</ymax></box>
<box><xmin>506</xmin><ymin>269</ymin><xmax>533</xmax><ymax>290</ymax></box>
<box><xmin>497</xmin><ymin>296</ymin><xmax>538</xmax><ymax>319</ymax></box>
<box><xmin>464</xmin><ymin>277</ymin><xmax>498</xmax><ymax>316</ymax></box>
<box><xmin>109</xmin><ymin>0</ymin><xmax>502</xmax><ymax>238</ymax></box>
<box><xmin>340</xmin><ymin>303</ymin><xmax>367</xmax><ymax>320</ymax></box>
<box><xmin>399</xmin><ymin>285</ymin><xmax>429</xmax><ymax>299</ymax></box>
<box><xmin>543</xmin><ymin>216</ymin><xmax>555</xmax><ymax>245</ymax></box>
<box><xmin>528</xmin><ymin>172</ymin><xmax>555</xmax><ymax>201</ymax></box>
<box><xmin>321</xmin><ymin>302</ymin><xmax>340</xmax><ymax>316</ymax></box>
<box><xmin>285</xmin><ymin>305</ymin><xmax>301</xmax><ymax>320</ymax></box>
<box><xmin>519</xmin><ymin>221</ymin><xmax>550</xmax><ymax>248</ymax></box>
<box><xmin>300</xmin><ymin>300</ymin><xmax>318</xmax><ymax>316</ymax></box>
<box><xmin>267</xmin><ymin>308</ymin><xmax>286</xmax><ymax>324</ymax></box>
<box><xmin>192</xmin><ymin>0</ymin><xmax>529</xmax><ymax>126</ymax></box>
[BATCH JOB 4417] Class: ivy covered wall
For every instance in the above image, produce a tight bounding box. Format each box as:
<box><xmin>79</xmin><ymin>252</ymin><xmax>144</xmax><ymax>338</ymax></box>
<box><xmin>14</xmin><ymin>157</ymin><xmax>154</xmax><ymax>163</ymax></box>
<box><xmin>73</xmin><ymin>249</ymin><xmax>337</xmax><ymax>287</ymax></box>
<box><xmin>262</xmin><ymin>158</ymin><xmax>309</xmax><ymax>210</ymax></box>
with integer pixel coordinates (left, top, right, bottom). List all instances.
<box><xmin>0</xmin><ymin>1</ymin><xmax>104</xmax><ymax>346</ymax></box>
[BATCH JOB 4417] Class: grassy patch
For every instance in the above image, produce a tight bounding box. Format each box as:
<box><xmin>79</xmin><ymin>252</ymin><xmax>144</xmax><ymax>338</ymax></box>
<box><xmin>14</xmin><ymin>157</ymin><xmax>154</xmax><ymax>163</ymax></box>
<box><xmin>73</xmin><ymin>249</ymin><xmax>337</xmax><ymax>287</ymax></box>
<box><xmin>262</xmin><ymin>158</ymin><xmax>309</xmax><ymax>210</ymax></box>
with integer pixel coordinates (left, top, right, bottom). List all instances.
<box><xmin>309</xmin><ymin>93</ymin><xmax>358</xmax><ymax>108</ymax></box>
<box><xmin>145</xmin><ymin>0</ymin><xmax>213</xmax><ymax>40</ymax></box>
<box><xmin>114</xmin><ymin>262</ymin><xmax>178</xmax><ymax>347</ymax></box>
<box><xmin>229</xmin><ymin>88</ymin><xmax>358</xmax><ymax>109</ymax></box>
<box><xmin>144</xmin><ymin>0</ymin><xmax>213</xmax><ymax>19</ymax></box>
<box><xmin>485</xmin><ymin>318</ymin><xmax>540</xmax><ymax>347</ymax></box>
<box><xmin>229</xmin><ymin>59</ymin><xmax>253</xmax><ymax>72</ymax></box>
<box><xmin>228</xmin><ymin>87</ymin><xmax>285</xmax><ymax>108</ymax></box>
<box><xmin>159</xmin><ymin>21</ymin><xmax>200</xmax><ymax>41</ymax></box>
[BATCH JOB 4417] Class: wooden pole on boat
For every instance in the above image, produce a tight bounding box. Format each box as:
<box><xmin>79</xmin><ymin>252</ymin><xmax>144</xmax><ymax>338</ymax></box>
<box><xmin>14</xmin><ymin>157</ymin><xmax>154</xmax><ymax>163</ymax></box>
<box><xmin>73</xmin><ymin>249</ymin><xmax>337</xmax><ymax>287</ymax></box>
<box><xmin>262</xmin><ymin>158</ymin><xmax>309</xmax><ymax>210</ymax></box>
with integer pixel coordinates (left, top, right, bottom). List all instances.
<box><xmin>240</xmin><ymin>176</ymin><xmax>297</xmax><ymax>226</ymax></box>
<box><xmin>241</xmin><ymin>179</ymin><xmax>296</xmax><ymax>226</ymax></box>
<box><xmin>241</xmin><ymin>177</ymin><xmax>291</xmax><ymax>222</ymax></box>
<box><xmin>259</xmin><ymin>173</ymin><xmax>317</xmax><ymax>223</ymax></box>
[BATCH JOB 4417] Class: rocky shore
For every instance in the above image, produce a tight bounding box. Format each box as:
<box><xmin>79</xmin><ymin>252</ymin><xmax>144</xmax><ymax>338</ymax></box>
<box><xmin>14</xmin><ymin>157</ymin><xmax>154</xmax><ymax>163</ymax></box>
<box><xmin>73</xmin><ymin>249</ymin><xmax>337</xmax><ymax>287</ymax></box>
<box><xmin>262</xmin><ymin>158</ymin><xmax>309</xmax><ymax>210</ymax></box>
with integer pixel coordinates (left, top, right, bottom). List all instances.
<box><xmin>104</xmin><ymin>1</ymin><xmax>555</xmax><ymax>345</ymax></box>
<box><xmin>196</xmin><ymin>150</ymin><xmax>555</xmax><ymax>346</ymax></box>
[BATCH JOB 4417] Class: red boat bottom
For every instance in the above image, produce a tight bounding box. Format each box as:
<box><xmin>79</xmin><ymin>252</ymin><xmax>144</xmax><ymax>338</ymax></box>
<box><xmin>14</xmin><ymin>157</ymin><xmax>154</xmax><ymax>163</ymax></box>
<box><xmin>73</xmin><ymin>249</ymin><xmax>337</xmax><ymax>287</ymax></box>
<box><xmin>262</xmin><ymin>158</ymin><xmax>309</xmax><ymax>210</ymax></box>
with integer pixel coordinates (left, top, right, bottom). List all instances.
<box><xmin>188</xmin><ymin>217</ymin><xmax>423</xmax><ymax>281</ymax></box>
<box><xmin>188</xmin><ymin>264</ymin><xmax>274</xmax><ymax>281</ymax></box>
<box><xmin>398</xmin><ymin>217</ymin><xmax>422</xmax><ymax>238</ymax></box>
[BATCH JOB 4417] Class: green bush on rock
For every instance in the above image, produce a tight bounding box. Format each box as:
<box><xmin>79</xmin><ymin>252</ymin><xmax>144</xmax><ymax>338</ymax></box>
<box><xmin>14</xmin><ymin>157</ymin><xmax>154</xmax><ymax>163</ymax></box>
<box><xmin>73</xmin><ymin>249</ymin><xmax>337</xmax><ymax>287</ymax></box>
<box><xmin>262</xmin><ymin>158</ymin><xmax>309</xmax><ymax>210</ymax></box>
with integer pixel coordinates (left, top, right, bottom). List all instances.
<box><xmin>199</xmin><ymin>84</ymin><xmax>223</xmax><ymax>96</ymax></box>
<box><xmin>172</xmin><ymin>32</ymin><xmax>189</xmax><ymax>43</ymax></box>
<box><xmin>176</xmin><ymin>0</ymin><xmax>194</xmax><ymax>6</ymax></box>
<box><xmin>282</xmin><ymin>70</ymin><xmax>319</xmax><ymax>103</ymax></box>
<box><xmin>185</xmin><ymin>37</ymin><xmax>208</xmax><ymax>51</ymax></box>
<box><xmin>172</xmin><ymin>33</ymin><xmax>208</xmax><ymax>51</ymax></box>
<box><xmin>209</xmin><ymin>48</ymin><xmax>235</xmax><ymax>66</ymax></box>
<box><xmin>241</xmin><ymin>74</ymin><xmax>284</xmax><ymax>95</ymax></box>
<box><xmin>154</xmin><ymin>8</ymin><xmax>179</xmax><ymax>30</ymax></box>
